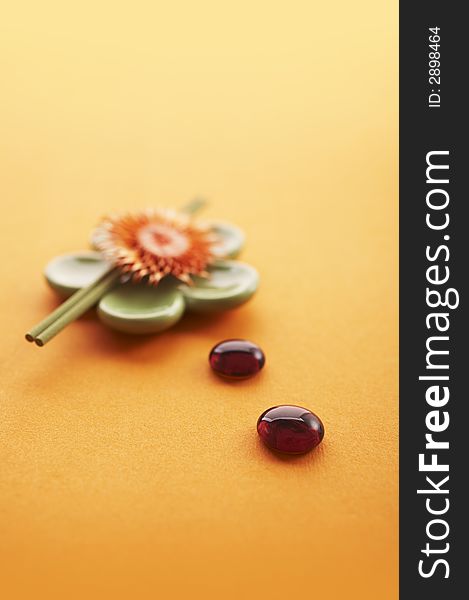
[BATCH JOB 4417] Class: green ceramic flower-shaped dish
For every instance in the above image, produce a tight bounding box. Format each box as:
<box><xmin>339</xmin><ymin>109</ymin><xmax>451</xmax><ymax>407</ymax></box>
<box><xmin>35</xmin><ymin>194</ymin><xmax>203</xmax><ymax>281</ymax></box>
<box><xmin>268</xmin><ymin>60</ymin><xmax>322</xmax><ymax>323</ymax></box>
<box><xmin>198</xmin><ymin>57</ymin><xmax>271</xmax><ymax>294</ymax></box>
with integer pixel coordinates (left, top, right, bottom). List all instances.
<box><xmin>44</xmin><ymin>221</ymin><xmax>258</xmax><ymax>334</ymax></box>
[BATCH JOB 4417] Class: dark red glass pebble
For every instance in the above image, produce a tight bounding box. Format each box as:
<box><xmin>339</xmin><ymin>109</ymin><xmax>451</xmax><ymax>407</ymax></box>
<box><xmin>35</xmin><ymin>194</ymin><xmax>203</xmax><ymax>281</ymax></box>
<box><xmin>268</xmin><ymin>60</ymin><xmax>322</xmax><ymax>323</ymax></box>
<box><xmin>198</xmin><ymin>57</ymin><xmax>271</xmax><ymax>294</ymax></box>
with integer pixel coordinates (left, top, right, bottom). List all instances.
<box><xmin>209</xmin><ymin>339</ymin><xmax>265</xmax><ymax>379</ymax></box>
<box><xmin>257</xmin><ymin>405</ymin><xmax>324</xmax><ymax>454</ymax></box>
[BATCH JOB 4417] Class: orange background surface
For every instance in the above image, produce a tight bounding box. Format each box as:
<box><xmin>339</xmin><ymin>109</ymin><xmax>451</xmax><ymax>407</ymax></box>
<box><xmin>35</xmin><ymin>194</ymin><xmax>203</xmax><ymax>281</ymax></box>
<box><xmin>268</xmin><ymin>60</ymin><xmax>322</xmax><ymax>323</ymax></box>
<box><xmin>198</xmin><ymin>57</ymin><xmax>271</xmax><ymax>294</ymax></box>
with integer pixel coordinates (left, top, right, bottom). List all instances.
<box><xmin>0</xmin><ymin>2</ymin><xmax>398</xmax><ymax>599</ymax></box>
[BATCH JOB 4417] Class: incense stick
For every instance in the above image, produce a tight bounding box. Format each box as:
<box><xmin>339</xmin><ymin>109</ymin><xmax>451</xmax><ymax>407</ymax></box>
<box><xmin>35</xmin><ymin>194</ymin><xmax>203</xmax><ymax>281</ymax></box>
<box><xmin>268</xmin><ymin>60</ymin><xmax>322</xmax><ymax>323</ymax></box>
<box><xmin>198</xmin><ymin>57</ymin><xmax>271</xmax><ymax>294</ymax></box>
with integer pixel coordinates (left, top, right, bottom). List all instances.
<box><xmin>26</xmin><ymin>269</ymin><xmax>120</xmax><ymax>346</ymax></box>
<box><xmin>25</xmin><ymin>267</ymin><xmax>115</xmax><ymax>342</ymax></box>
<box><xmin>182</xmin><ymin>197</ymin><xmax>206</xmax><ymax>215</ymax></box>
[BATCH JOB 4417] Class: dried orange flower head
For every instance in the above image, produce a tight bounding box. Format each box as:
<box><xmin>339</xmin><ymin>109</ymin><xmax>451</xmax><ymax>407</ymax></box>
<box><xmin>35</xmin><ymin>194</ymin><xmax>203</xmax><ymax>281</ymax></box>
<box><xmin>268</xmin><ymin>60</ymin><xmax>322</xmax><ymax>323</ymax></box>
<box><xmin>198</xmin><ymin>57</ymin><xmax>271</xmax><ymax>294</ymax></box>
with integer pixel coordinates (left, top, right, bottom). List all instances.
<box><xmin>92</xmin><ymin>208</ymin><xmax>218</xmax><ymax>285</ymax></box>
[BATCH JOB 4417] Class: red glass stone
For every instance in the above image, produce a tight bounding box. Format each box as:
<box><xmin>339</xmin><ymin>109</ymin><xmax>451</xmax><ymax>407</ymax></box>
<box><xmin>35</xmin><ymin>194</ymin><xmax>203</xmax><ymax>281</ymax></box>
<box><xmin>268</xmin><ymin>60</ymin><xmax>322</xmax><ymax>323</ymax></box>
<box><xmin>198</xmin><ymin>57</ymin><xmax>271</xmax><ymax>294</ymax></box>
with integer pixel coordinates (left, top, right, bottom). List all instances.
<box><xmin>257</xmin><ymin>405</ymin><xmax>324</xmax><ymax>454</ymax></box>
<box><xmin>209</xmin><ymin>339</ymin><xmax>265</xmax><ymax>379</ymax></box>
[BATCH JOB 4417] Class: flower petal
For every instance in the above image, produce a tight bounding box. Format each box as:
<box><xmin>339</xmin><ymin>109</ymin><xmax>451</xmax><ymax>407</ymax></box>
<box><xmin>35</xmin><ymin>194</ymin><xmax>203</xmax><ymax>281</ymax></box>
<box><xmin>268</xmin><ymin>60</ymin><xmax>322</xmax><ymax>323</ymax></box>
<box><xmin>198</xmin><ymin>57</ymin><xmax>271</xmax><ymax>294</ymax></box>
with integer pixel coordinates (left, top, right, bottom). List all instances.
<box><xmin>180</xmin><ymin>261</ymin><xmax>258</xmax><ymax>312</ymax></box>
<box><xmin>44</xmin><ymin>251</ymin><xmax>111</xmax><ymax>297</ymax></box>
<box><xmin>98</xmin><ymin>279</ymin><xmax>185</xmax><ymax>334</ymax></box>
<box><xmin>209</xmin><ymin>221</ymin><xmax>245</xmax><ymax>258</ymax></box>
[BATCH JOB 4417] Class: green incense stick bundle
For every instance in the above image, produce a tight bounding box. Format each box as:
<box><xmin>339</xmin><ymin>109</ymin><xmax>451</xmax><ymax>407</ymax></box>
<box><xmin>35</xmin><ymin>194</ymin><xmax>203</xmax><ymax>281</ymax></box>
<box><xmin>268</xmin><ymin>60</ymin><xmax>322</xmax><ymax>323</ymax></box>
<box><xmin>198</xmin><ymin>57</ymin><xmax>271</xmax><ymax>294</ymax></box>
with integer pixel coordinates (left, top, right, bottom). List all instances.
<box><xmin>26</xmin><ymin>268</ymin><xmax>120</xmax><ymax>346</ymax></box>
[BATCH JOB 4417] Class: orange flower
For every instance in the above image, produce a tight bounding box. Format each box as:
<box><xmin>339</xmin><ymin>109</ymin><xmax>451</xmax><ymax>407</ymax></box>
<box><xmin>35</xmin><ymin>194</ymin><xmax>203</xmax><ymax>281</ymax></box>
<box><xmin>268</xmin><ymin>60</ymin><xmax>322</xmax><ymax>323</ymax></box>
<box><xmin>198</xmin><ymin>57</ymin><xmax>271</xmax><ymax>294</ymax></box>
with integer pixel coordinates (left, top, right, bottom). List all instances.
<box><xmin>92</xmin><ymin>208</ymin><xmax>218</xmax><ymax>285</ymax></box>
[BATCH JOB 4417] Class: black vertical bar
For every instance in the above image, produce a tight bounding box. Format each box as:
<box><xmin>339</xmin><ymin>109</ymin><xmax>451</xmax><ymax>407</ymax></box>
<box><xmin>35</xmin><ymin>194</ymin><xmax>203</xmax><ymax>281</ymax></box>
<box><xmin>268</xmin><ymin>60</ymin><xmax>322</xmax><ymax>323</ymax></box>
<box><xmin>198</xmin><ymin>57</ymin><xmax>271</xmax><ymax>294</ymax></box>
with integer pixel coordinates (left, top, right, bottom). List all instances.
<box><xmin>400</xmin><ymin>2</ymin><xmax>466</xmax><ymax>598</ymax></box>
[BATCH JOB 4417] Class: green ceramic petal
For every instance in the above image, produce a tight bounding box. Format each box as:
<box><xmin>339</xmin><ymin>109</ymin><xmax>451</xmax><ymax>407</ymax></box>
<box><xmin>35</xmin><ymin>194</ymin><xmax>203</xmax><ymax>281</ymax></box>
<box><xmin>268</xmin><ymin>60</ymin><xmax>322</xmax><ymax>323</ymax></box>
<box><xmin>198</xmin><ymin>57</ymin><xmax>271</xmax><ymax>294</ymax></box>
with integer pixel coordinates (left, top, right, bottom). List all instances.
<box><xmin>98</xmin><ymin>279</ymin><xmax>185</xmax><ymax>334</ymax></box>
<box><xmin>180</xmin><ymin>261</ymin><xmax>258</xmax><ymax>312</ymax></box>
<box><xmin>44</xmin><ymin>251</ymin><xmax>111</xmax><ymax>297</ymax></box>
<box><xmin>209</xmin><ymin>221</ymin><xmax>245</xmax><ymax>258</ymax></box>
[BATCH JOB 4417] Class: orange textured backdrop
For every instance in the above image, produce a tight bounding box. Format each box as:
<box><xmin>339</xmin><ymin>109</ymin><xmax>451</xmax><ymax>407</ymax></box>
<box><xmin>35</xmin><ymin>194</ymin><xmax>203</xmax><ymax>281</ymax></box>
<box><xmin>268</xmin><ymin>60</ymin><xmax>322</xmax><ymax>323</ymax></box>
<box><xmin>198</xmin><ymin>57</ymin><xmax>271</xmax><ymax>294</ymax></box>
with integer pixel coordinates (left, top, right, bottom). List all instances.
<box><xmin>0</xmin><ymin>2</ymin><xmax>398</xmax><ymax>599</ymax></box>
